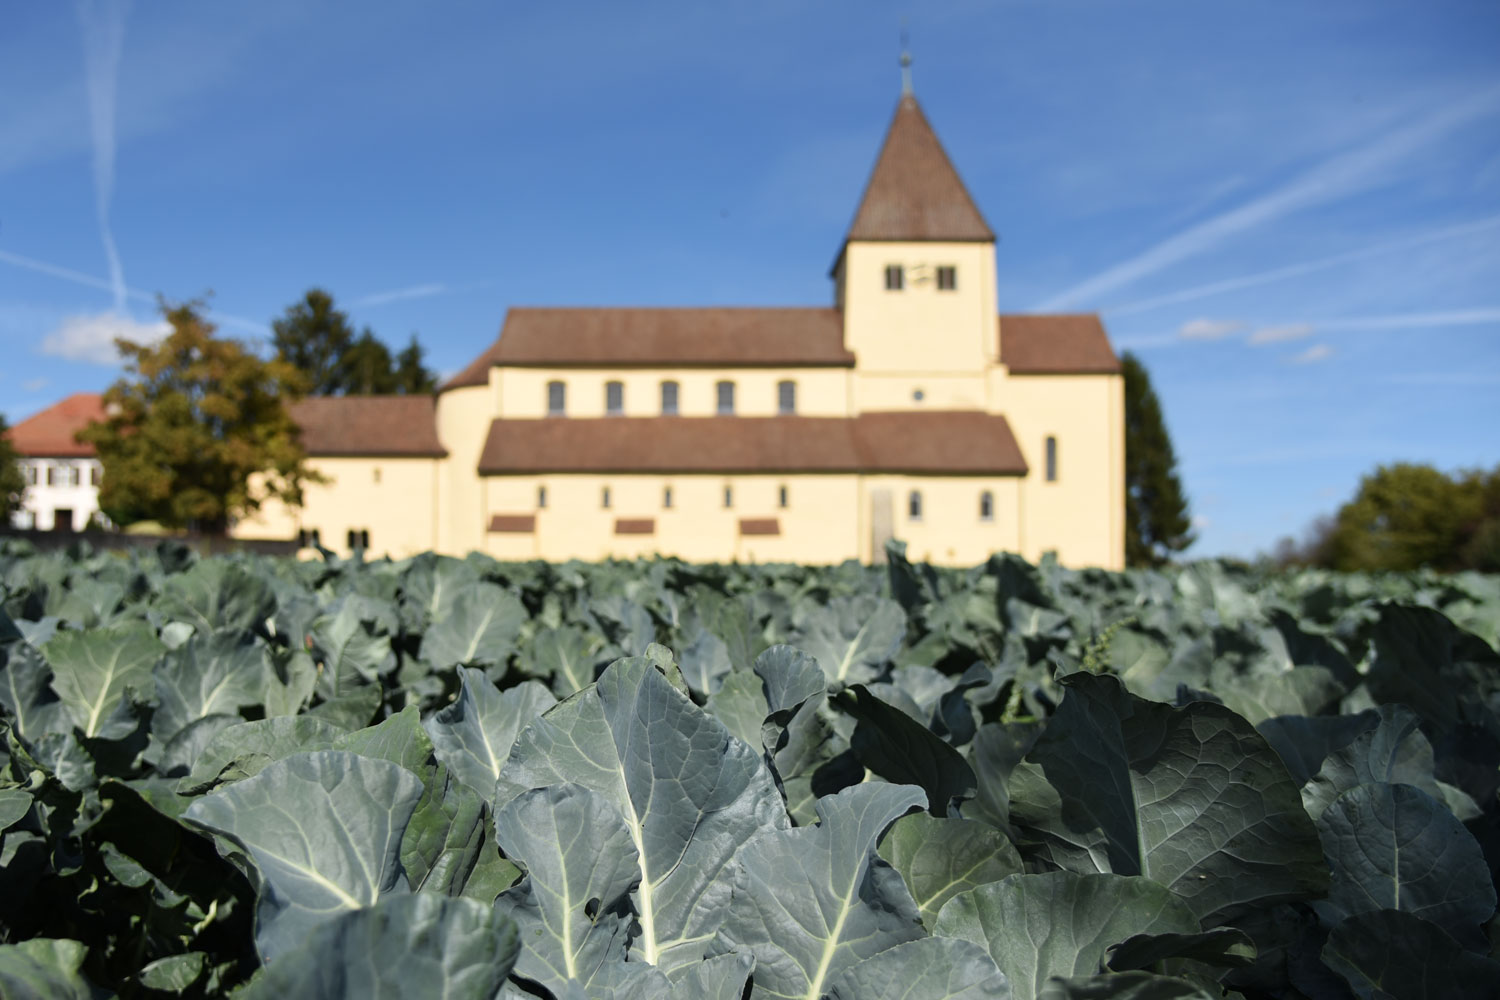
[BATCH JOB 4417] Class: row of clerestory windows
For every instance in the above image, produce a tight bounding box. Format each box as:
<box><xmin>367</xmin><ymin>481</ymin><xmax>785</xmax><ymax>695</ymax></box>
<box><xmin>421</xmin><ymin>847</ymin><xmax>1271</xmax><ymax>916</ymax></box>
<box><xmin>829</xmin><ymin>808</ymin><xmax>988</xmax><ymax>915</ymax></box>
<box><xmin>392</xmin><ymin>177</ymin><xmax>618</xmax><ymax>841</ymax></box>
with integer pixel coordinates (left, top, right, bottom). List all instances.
<box><xmin>537</xmin><ymin>483</ymin><xmax>795</xmax><ymax>511</ymax></box>
<box><xmin>546</xmin><ymin>380</ymin><xmax>798</xmax><ymax>417</ymax></box>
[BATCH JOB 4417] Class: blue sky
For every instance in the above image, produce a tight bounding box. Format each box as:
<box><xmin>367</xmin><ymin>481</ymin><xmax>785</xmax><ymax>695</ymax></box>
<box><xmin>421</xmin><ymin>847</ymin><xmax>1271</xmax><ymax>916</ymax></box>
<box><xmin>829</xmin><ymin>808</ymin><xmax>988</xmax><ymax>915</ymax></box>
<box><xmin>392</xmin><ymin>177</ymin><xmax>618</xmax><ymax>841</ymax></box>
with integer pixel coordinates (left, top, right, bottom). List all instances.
<box><xmin>2</xmin><ymin>1</ymin><xmax>1497</xmax><ymax>558</ymax></box>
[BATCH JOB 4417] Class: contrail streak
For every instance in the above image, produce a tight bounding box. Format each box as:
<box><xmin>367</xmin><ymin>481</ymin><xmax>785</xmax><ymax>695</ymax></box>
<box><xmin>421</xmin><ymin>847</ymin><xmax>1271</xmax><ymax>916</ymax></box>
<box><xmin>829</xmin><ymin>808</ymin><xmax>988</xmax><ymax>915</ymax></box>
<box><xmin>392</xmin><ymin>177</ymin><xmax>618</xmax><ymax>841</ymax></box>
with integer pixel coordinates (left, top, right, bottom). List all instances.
<box><xmin>75</xmin><ymin>0</ymin><xmax>130</xmax><ymax>314</ymax></box>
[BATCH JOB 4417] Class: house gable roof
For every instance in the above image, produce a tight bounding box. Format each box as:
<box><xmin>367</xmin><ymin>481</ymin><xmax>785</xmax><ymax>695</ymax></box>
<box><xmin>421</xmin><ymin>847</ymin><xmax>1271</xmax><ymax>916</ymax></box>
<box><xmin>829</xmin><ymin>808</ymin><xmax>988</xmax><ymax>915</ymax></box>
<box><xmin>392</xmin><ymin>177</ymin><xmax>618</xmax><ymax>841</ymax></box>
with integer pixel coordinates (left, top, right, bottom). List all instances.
<box><xmin>6</xmin><ymin>393</ymin><xmax>106</xmax><ymax>458</ymax></box>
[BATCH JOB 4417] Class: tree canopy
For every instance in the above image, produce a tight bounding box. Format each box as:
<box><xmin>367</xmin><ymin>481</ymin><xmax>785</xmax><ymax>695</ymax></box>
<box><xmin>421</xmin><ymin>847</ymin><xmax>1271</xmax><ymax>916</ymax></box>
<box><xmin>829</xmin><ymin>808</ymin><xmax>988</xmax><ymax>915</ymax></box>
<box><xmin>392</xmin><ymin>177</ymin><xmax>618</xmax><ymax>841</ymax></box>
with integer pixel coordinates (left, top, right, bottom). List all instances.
<box><xmin>272</xmin><ymin>289</ymin><xmax>437</xmax><ymax>395</ymax></box>
<box><xmin>1121</xmin><ymin>352</ymin><xmax>1194</xmax><ymax>567</ymax></box>
<box><xmin>78</xmin><ymin>301</ymin><xmax>319</xmax><ymax>535</ymax></box>
<box><xmin>0</xmin><ymin>415</ymin><xmax>25</xmax><ymax>520</ymax></box>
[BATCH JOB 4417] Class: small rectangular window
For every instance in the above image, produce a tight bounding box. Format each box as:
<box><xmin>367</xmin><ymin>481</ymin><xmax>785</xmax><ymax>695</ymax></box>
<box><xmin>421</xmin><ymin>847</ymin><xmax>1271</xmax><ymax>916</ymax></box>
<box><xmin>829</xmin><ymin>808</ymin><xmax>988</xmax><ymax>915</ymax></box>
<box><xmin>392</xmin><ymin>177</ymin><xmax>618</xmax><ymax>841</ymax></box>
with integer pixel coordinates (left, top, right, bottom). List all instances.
<box><xmin>89</xmin><ymin>464</ymin><xmax>101</xmax><ymax>487</ymax></box>
<box><xmin>1045</xmin><ymin>436</ymin><xmax>1058</xmax><ymax>482</ymax></box>
<box><xmin>663</xmin><ymin>486</ymin><xmax>673</xmax><ymax>509</ymax></box>
<box><xmin>360</xmin><ymin>529</ymin><xmax>370</xmax><ymax>549</ymax></box>
<box><xmin>908</xmin><ymin>490</ymin><xmax>923</xmax><ymax>521</ymax></box>
<box><xmin>605</xmin><ymin>381</ymin><xmax>624</xmax><ymax>415</ymax></box>
<box><xmin>601</xmin><ymin>486</ymin><xmax>612</xmax><ymax>509</ymax></box>
<box><xmin>24</xmin><ymin>464</ymin><xmax>37</xmax><ymax>486</ymax></box>
<box><xmin>979</xmin><ymin>491</ymin><xmax>994</xmax><ymax>521</ymax></box>
<box><xmin>778</xmin><ymin>485</ymin><xmax>789</xmax><ymax>509</ymax></box>
<box><xmin>777</xmin><ymin>380</ymin><xmax>796</xmax><ymax>415</ymax></box>
<box><xmin>723</xmin><ymin>485</ymin><xmax>733</xmax><ymax>508</ymax></box>
<box><xmin>537</xmin><ymin>485</ymin><xmax>547</xmax><ymax>509</ymax></box>
<box><xmin>716</xmin><ymin>381</ymin><xmax>735</xmax><ymax>415</ymax></box>
<box><xmin>885</xmin><ymin>265</ymin><xmax>904</xmax><ymax>291</ymax></box>
<box><xmin>46</xmin><ymin>466</ymin><xmax>57</xmax><ymax>487</ymax></box>
<box><xmin>937</xmin><ymin>265</ymin><xmax>957</xmax><ymax>291</ymax></box>
<box><xmin>660</xmin><ymin>380</ymin><xmax>679</xmax><ymax>416</ymax></box>
<box><xmin>547</xmin><ymin>380</ymin><xmax>566</xmax><ymax>416</ymax></box>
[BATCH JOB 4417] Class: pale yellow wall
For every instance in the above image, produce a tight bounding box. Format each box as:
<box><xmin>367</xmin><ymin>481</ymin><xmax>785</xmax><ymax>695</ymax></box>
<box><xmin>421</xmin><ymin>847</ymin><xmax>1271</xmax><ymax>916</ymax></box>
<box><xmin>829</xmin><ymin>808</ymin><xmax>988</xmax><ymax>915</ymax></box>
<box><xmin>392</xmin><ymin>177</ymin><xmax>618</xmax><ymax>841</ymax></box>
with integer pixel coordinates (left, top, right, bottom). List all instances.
<box><xmin>494</xmin><ymin>368</ymin><xmax>852</xmax><ymax>419</ymax></box>
<box><xmin>851</xmin><ymin>373</ymin><xmax>990</xmax><ymax>413</ymax></box>
<box><xmin>435</xmin><ymin>383</ymin><xmax>494</xmax><ymax>556</ymax></box>
<box><xmin>841</xmin><ymin>241</ymin><xmax>999</xmax><ymax>377</ymax></box>
<box><xmin>858</xmin><ymin>475</ymin><xmax>1023</xmax><ymax>565</ymax></box>
<box><xmin>993</xmin><ymin>372</ymin><xmax>1125</xmax><ymax>570</ymax></box>
<box><xmin>482</xmin><ymin>474</ymin><xmax>861</xmax><ymax>564</ymax></box>
<box><xmin>233</xmin><ymin>457</ymin><xmax>439</xmax><ymax>560</ymax></box>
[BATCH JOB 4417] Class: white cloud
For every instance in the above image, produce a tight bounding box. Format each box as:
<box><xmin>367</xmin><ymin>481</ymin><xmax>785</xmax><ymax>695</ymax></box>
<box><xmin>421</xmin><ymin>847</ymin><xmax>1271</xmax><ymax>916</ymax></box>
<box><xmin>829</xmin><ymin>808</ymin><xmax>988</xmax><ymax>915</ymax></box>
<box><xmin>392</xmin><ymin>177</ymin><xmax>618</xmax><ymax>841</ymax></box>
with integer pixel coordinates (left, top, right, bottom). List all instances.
<box><xmin>1248</xmin><ymin>323</ymin><xmax>1315</xmax><ymax>345</ymax></box>
<box><xmin>1289</xmin><ymin>344</ymin><xmax>1333</xmax><ymax>365</ymax></box>
<box><xmin>1178</xmin><ymin>318</ymin><xmax>1242</xmax><ymax>340</ymax></box>
<box><xmin>22</xmin><ymin>377</ymin><xmax>49</xmax><ymax>392</ymax></box>
<box><xmin>39</xmin><ymin>311</ymin><xmax>170</xmax><ymax>365</ymax></box>
<box><xmin>1034</xmin><ymin>85</ymin><xmax>1500</xmax><ymax>310</ymax></box>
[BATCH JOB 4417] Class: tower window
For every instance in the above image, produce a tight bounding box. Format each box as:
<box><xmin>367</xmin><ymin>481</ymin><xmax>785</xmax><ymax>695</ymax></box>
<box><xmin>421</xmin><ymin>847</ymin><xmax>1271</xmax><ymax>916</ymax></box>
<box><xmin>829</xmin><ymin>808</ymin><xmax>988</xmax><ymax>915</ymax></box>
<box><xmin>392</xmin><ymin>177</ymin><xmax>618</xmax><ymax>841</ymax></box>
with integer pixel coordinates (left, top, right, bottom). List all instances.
<box><xmin>777</xmin><ymin>380</ymin><xmax>796</xmax><ymax>415</ymax></box>
<box><xmin>885</xmin><ymin>265</ymin><xmax>904</xmax><ymax>290</ymax></box>
<box><xmin>779</xmin><ymin>485</ymin><xmax>789</xmax><ymax>509</ymax></box>
<box><xmin>716</xmin><ymin>381</ymin><xmax>735</xmax><ymax>415</ymax></box>
<box><xmin>605</xmin><ymin>381</ymin><xmax>624</xmax><ymax>415</ymax></box>
<box><xmin>1045</xmin><ymin>436</ymin><xmax>1058</xmax><ymax>482</ymax></box>
<box><xmin>937</xmin><ymin>266</ymin><xmax>957</xmax><ymax>291</ymax></box>
<box><xmin>663</xmin><ymin>486</ymin><xmax>673</xmax><ymax>509</ymax></box>
<box><xmin>537</xmin><ymin>485</ymin><xmax>547</xmax><ymax>509</ymax></box>
<box><xmin>979</xmin><ymin>490</ymin><xmax>994</xmax><ymax>521</ymax></box>
<box><xmin>547</xmin><ymin>380</ymin><xmax>566</xmax><ymax>416</ymax></box>
<box><xmin>601</xmin><ymin>486</ymin><xmax>612</xmax><ymax>509</ymax></box>
<box><xmin>908</xmin><ymin>490</ymin><xmax>923</xmax><ymax>521</ymax></box>
<box><xmin>660</xmin><ymin>380</ymin><xmax>679</xmax><ymax>415</ymax></box>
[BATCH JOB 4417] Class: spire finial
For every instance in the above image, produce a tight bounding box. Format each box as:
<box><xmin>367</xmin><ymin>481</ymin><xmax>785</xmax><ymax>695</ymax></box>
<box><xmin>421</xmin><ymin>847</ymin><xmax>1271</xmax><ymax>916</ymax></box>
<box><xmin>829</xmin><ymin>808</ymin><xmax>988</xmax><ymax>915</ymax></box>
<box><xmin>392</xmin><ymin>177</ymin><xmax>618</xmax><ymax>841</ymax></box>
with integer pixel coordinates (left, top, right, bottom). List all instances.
<box><xmin>900</xmin><ymin>22</ymin><xmax>912</xmax><ymax>96</ymax></box>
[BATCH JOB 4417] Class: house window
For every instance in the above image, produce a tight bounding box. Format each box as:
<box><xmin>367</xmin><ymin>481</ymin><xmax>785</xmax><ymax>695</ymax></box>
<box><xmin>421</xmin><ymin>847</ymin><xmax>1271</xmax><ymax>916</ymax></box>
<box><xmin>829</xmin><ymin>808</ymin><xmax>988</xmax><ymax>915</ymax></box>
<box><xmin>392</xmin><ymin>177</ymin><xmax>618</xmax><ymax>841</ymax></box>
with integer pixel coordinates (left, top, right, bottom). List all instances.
<box><xmin>537</xmin><ymin>485</ymin><xmax>547</xmax><ymax>509</ymax></box>
<box><xmin>298</xmin><ymin>528</ymin><xmax>321</xmax><ymax>548</ymax></box>
<box><xmin>66</xmin><ymin>465</ymin><xmax>81</xmax><ymax>487</ymax></box>
<box><xmin>46</xmin><ymin>466</ymin><xmax>57</xmax><ymax>487</ymax></box>
<box><xmin>547</xmin><ymin>380</ymin><xmax>566</xmax><ymax>416</ymax></box>
<box><xmin>661</xmin><ymin>380</ymin><xmax>679</xmax><ymax>415</ymax></box>
<box><xmin>88</xmin><ymin>464</ymin><xmax>101</xmax><ymax>487</ymax></box>
<box><xmin>24</xmin><ymin>464</ymin><xmax>37</xmax><ymax>486</ymax></box>
<box><xmin>908</xmin><ymin>490</ymin><xmax>923</xmax><ymax>521</ymax></box>
<box><xmin>979</xmin><ymin>491</ymin><xmax>994</xmax><ymax>521</ymax></box>
<box><xmin>1045</xmin><ymin>436</ymin><xmax>1058</xmax><ymax>482</ymax></box>
<box><xmin>601</xmin><ymin>486</ymin><xmax>612</xmax><ymax>509</ymax></box>
<box><xmin>937</xmin><ymin>265</ymin><xmax>957</xmax><ymax>291</ymax></box>
<box><xmin>779</xmin><ymin>485</ymin><xmax>789</xmax><ymax>509</ymax></box>
<box><xmin>605</xmin><ymin>381</ymin><xmax>624</xmax><ymax>415</ymax></box>
<box><xmin>663</xmin><ymin>486</ymin><xmax>673</xmax><ymax>509</ymax></box>
<box><xmin>723</xmin><ymin>485</ymin><xmax>733</xmax><ymax>508</ymax></box>
<box><xmin>777</xmin><ymin>380</ymin><xmax>796</xmax><ymax>415</ymax></box>
<box><xmin>347</xmin><ymin>529</ymin><xmax>370</xmax><ymax>550</ymax></box>
<box><xmin>716</xmin><ymin>381</ymin><xmax>735</xmax><ymax>415</ymax></box>
<box><xmin>885</xmin><ymin>265</ymin><xmax>904</xmax><ymax>290</ymax></box>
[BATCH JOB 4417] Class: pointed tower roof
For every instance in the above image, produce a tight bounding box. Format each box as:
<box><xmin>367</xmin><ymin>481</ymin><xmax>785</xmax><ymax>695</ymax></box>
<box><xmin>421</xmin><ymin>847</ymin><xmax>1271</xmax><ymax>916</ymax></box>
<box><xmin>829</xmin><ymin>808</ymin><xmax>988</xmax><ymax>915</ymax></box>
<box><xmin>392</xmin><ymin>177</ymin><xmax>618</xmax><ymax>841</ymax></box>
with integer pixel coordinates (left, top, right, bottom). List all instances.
<box><xmin>843</xmin><ymin>95</ymin><xmax>994</xmax><ymax>244</ymax></box>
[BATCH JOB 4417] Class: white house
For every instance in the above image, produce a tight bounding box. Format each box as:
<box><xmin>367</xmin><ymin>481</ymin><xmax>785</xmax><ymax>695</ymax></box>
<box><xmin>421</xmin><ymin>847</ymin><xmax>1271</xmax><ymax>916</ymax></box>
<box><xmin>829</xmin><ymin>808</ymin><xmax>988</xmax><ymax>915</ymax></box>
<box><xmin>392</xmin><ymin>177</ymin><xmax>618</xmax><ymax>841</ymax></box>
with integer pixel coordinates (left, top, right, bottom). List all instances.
<box><xmin>5</xmin><ymin>393</ymin><xmax>108</xmax><ymax>532</ymax></box>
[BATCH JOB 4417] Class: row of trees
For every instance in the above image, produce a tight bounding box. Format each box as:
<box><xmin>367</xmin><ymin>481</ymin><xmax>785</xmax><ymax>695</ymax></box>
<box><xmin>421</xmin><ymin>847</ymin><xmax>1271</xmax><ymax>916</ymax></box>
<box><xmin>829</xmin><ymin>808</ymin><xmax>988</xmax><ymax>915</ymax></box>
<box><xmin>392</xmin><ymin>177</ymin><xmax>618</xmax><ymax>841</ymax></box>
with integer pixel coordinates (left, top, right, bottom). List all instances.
<box><xmin>1274</xmin><ymin>463</ymin><xmax>1500</xmax><ymax>573</ymax></box>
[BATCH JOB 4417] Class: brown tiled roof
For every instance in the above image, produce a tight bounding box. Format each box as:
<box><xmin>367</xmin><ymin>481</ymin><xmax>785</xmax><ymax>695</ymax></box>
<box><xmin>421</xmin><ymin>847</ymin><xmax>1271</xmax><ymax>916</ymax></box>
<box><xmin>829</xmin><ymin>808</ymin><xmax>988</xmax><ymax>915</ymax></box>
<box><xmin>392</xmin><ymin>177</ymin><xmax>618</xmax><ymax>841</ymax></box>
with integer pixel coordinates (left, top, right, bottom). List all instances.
<box><xmin>615</xmin><ymin>518</ymin><xmax>654</xmax><ymax>535</ymax></box>
<box><xmin>1000</xmin><ymin>314</ymin><xmax>1121</xmax><ymax>375</ymax></box>
<box><xmin>442</xmin><ymin>308</ymin><xmax>855</xmax><ymax>389</ymax></box>
<box><xmin>477</xmin><ymin>412</ymin><xmax>1027</xmax><ymax>476</ymax></box>
<box><xmin>288</xmin><ymin>396</ymin><xmax>447</xmax><ymax>457</ymax></box>
<box><xmin>739</xmin><ymin>518</ymin><xmax>781</xmax><ymax>536</ymax></box>
<box><xmin>489</xmin><ymin>514</ymin><xmax>535</xmax><ymax>533</ymax></box>
<box><xmin>844</xmin><ymin>96</ymin><xmax>994</xmax><ymax>245</ymax></box>
<box><xmin>6</xmin><ymin>393</ymin><xmax>106</xmax><ymax>457</ymax></box>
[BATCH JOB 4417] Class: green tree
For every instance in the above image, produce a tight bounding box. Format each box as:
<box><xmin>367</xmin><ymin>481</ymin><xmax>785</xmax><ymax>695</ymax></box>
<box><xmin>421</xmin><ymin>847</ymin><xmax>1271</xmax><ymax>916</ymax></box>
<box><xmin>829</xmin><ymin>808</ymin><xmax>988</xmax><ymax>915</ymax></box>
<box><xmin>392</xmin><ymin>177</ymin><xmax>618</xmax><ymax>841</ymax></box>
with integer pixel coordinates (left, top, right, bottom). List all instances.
<box><xmin>0</xmin><ymin>415</ymin><xmax>26</xmax><ymax>520</ymax></box>
<box><xmin>78</xmin><ymin>300</ymin><xmax>318</xmax><ymax>536</ymax></box>
<box><xmin>1326</xmin><ymin>462</ymin><xmax>1488</xmax><ymax>572</ymax></box>
<box><xmin>272</xmin><ymin>289</ymin><xmax>439</xmax><ymax>395</ymax></box>
<box><xmin>1122</xmin><ymin>352</ymin><xmax>1194</xmax><ymax>567</ymax></box>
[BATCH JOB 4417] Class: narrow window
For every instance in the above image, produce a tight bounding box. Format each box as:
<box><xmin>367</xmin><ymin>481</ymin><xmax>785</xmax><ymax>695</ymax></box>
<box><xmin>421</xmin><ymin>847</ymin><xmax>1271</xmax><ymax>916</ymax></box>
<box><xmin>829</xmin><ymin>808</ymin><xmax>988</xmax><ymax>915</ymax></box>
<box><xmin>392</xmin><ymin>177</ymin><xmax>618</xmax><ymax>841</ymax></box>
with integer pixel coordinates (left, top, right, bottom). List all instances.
<box><xmin>547</xmin><ymin>380</ymin><xmax>566</xmax><ymax>416</ymax></box>
<box><xmin>778</xmin><ymin>485</ymin><xmax>789</xmax><ymax>509</ymax></box>
<box><xmin>723</xmin><ymin>485</ymin><xmax>733</xmax><ymax>508</ymax></box>
<box><xmin>347</xmin><ymin>529</ymin><xmax>357</xmax><ymax>549</ymax></box>
<box><xmin>601</xmin><ymin>486</ymin><xmax>612</xmax><ymax>509</ymax></box>
<box><xmin>885</xmin><ymin>265</ymin><xmax>904</xmax><ymax>290</ymax></box>
<box><xmin>660</xmin><ymin>380</ymin><xmax>679</xmax><ymax>415</ymax></box>
<box><xmin>777</xmin><ymin>380</ymin><xmax>796</xmax><ymax>415</ymax></box>
<box><xmin>46</xmin><ymin>466</ymin><xmax>57</xmax><ymax>487</ymax></box>
<box><xmin>979</xmin><ymin>491</ymin><xmax>994</xmax><ymax>521</ymax></box>
<box><xmin>908</xmin><ymin>490</ymin><xmax>923</xmax><ymax>521</ymax></box>
<box><xmin>297</xmin><ymin>529</ymin><xmax>309</xmax><ymax>548</ymax></box>
<box><xmin>360</xmin><ymin>529</ymin><xmax>370</xmax><ymax>549</ymax></box>
<box><xmin>605</xmin><ymin>380</ymin><xmax>624</xmax><ymax>415</ymax></box>
<box><xmin>537</xmin><ymin>485</ymin><xmax>548</xmax><ymax>509</ymax></box>
<box><xmin>88</xmin><ymin>464</ymin><xmax>101</xmax><ymax>487</ymax></box>
<box><xmin>663</xmin><ymin>486</ymin><xmax>673</xmax><ymax>509</ymax></box>
<box><xmin>1045</xmin><ymin>436</ymin><xmax>1058</xmax><ymax>482</ymax></box>
<box><xmin>937</xmin><ymin>265</ymin><xmax>957</xmax><ymax>291</ymax></box>
<box><xmin>311</xmin><ymin>529</ymin><xmax>321</xmax><ymax>548</ymax></box>
<box><xmin>24</xmin><ymin>464</ymin><xmax>37</xmax><ymax>486</ymax></box>
<box><xmin>68</xmin><ymin>465</ymin><xmax>81</xmax><ymax>487</ymax></box>
<box><xmin>716</xmin><ymin>381</ymin><xmax>735</xmax><ymax>415</ymax></box>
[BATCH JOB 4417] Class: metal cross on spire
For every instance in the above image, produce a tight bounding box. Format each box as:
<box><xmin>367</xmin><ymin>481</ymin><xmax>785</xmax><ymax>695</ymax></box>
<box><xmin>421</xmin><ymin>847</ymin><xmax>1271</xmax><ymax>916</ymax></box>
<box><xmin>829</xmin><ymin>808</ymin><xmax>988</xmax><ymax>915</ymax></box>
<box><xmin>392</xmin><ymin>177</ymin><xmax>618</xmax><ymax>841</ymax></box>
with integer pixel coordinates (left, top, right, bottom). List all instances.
<box><xmin>900</xmin><ymin>24</ymin><xmax>913</xmax><ymax>95</ymax></box>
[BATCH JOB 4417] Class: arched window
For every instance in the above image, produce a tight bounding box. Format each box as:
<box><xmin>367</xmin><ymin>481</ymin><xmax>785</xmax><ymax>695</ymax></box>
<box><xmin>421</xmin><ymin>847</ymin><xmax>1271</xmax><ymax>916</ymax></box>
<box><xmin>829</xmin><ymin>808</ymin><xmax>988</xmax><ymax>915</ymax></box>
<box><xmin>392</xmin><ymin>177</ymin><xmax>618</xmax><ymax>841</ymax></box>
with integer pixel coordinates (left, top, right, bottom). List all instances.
<box><xmin>716</xmin><ymin>380</ymin><xmax>735</xmax><ymax>415</ymax></box>
<box><xmin>777</xmin><ymin>380</ymin><xmax>796</xmax><ymax>414</ymax></box>
<box><xmin>979</xmin><ymin>490</ymin><xmax>994</xmax><ymax>521</ymax></box>
<box><xmin>1045</xmin><ymin>435</ymin><xmax>1058</xmax><ymax>482</ymax></box>
<box><xmin>547</xmin><ymin>380</ymin><xmax>566</xmax><ymax>416</ymax></box>
<box><xmin>908</xmin><ymin>490</ymin><xmax>923</xmax><ymax>521</ymax></box>
<box><xmin>660</xmin><ymin>380</ymin><xmax>679</xmax><ymax>415</ymax></box>
<box><xmin>605</xmin><ymin>381</ymin><xmax>624</xmax><ymax>415</ymax></box>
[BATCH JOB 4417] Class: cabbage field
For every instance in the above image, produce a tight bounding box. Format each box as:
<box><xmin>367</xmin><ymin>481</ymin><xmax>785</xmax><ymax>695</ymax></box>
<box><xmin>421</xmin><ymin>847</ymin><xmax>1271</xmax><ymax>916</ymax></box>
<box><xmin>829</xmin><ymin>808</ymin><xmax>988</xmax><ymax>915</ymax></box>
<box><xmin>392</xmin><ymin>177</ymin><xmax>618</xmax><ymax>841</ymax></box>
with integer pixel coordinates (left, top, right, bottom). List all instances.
<box><xmin>0</xmin><ymin>539</ymin><xmax>1497</xmax><ymax>999</ymax></box>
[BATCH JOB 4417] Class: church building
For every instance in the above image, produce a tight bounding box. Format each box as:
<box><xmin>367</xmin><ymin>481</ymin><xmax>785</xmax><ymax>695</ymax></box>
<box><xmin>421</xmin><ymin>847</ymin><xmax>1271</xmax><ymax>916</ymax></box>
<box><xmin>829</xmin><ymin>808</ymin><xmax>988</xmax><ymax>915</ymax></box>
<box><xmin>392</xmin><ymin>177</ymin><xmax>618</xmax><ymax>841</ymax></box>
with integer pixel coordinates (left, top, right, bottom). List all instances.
<box><xmin>235</xmin><ymin>89</ymin><xmax>1125</xmax><ymax>568</ymax></box>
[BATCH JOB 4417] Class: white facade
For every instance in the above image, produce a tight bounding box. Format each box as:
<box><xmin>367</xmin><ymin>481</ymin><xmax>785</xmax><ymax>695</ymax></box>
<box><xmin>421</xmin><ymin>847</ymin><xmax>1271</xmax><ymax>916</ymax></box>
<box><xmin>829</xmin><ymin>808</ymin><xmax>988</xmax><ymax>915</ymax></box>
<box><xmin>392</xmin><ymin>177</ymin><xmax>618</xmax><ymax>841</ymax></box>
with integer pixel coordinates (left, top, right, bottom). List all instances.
<box><xmin>11</xmin><ymin>457</ymin><xmax>106</xmax><ymax>532</ymax></box>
